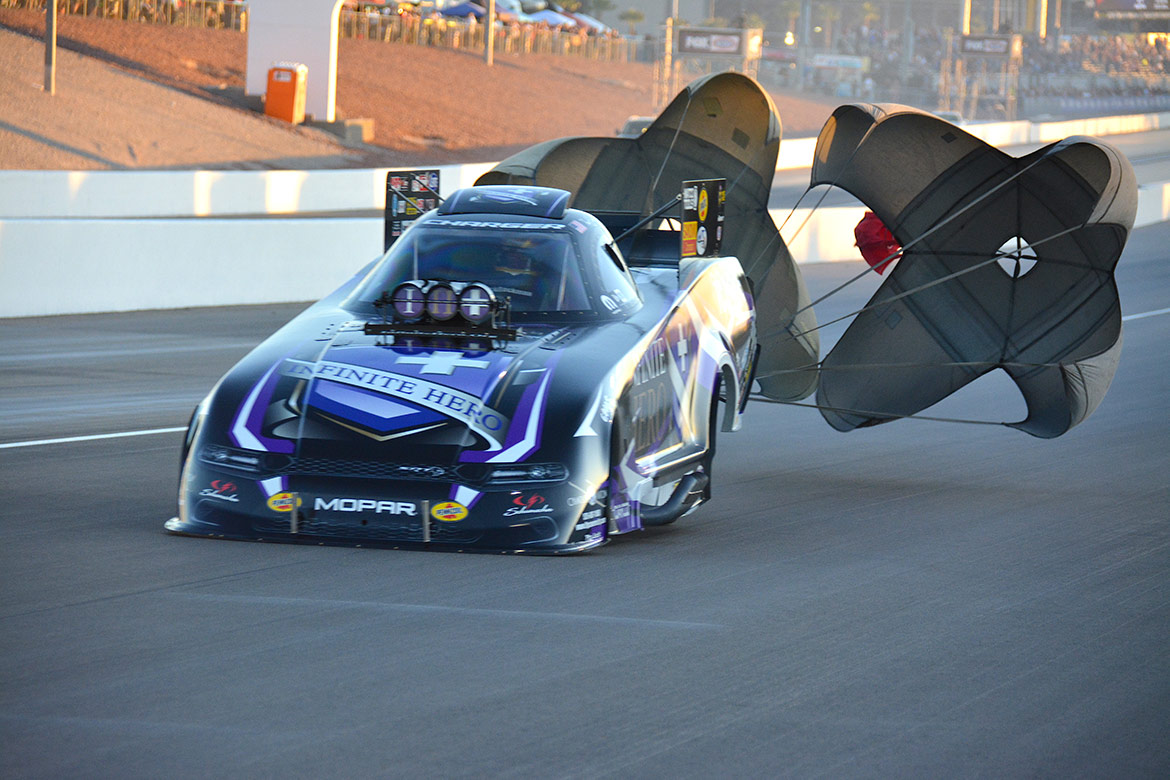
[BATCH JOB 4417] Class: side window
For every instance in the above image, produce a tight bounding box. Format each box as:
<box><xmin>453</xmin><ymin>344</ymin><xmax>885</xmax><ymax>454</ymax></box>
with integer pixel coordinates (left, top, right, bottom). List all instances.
<box><xmin>604</xmin><ymin>242</ymin><xmax>630</xmax><ymax>275</ymax></box>
<box><xmin>596</xmin><ymin>242</ymin><xmax>641</xmax><ymax>312</ymax></box>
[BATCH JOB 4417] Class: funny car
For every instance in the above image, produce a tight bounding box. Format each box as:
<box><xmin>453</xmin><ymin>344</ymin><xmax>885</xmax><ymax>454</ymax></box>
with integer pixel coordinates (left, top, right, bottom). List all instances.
<box><xmin>166</xmin><ymin>183</ymin><xmax>757</xmax><ymax>553</ymax></box>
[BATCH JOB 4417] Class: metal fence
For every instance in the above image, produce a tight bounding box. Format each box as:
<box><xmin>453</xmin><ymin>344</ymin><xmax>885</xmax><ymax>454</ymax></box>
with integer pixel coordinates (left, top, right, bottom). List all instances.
<box><xmin>0</xmin><ymin>0</ymin><xmax>646</xmax><ymax>62</ymax></box>
<box><xmin>0</xmin><ymin>0</ymin><xmax>247</xmax><ymax>30</ymax></box>
<box><xmin>340</xmin><ymin>10</ymin><xmax>637</xmax><ymax>62</ymax></box>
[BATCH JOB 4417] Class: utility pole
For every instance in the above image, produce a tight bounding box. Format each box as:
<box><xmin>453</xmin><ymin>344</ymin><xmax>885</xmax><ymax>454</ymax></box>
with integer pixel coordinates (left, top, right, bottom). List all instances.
<box><xmin>44</xmin><ymin>0</ymin><xmax>57</xmax><ymax>95</ymax></box>
<box><xmin>485</xmin><ymin>0</ymin><xmax>495</xmax><ymax>66</ymax></box>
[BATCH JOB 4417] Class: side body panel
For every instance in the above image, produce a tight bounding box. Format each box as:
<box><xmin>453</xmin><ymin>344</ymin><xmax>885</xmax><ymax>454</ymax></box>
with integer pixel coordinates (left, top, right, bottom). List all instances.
<box><xmin>603</xmin><ymin>257</ymin><xmax>756</xmax><ymax>533</ymax></box>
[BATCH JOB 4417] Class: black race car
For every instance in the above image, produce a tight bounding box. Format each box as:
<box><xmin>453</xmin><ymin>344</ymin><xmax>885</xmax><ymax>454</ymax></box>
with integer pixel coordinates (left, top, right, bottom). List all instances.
<box><xmin>166</xmin><ymin>184</ymin><xmax>756</xmax><ymax>553</ymax></box>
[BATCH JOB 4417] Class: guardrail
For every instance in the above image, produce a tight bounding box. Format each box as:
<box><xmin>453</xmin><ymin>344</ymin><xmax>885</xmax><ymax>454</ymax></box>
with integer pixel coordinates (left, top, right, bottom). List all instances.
<box><xmin>2</xmin><ymin>112</ymin><xmax>1168</xmax><ymax>318</ymax></box>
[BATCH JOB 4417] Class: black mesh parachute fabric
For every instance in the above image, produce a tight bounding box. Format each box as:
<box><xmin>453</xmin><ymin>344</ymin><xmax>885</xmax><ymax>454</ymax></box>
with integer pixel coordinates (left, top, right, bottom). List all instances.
<box><xmin>476</xmin><ymin>72</ymin><xmax>820</xmax><ymax>402</ymax></box>
<box><xmin>811</xmin><ymin>104</ymin><xmax>1137</xmax><ymax>438</ymax></box>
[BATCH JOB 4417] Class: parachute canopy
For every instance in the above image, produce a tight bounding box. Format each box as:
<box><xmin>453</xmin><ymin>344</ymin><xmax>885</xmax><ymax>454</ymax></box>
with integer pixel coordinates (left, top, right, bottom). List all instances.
<box><xmin>477</xmin><ymin>72</ymin><xmax>819</xmax><ymax>402</ymax></box>
<box><xmin>811</xmin><ymin>104</ymin><xmax>1137</xmax><ymax>438</ymax></box>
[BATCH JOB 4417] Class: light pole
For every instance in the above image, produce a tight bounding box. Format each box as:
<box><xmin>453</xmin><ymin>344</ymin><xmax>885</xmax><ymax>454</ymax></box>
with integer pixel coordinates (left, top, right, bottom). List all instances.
<box><xmin>45</xmin><ymin>0</ymin><xmax>57</xmax><ymax>95</ymax></box>
<box><xmin>485</xmin><ymin>0</ymin><xmax>495</xmax><ymax>66</ymax></box>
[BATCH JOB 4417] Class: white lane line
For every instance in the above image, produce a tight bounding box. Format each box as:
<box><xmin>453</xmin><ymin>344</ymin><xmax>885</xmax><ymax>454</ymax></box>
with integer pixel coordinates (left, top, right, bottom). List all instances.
<box><xmin>0</xmin><ymin>340</ymin><xmax>260</xmax><ymax>364</ymax></box>
<box><xmin>165</xmin><ymin>592</ymin><xmax>726</xmax><ymax>630</ymax></box>
<box><xmin>1123</xmin><ymin>306</ymin><xmax>1170</xmax><ymax>322</ymax></box>
<box><xmin>0</xmin><ymin>427</ymin><xmax>186</xmax><ymax>450</ymax></box>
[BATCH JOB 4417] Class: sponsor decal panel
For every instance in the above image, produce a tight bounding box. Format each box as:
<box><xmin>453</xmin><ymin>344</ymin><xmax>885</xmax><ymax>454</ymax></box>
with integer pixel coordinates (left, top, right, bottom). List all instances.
<box><xmin>314</xmin><ymin>497</ymin><xmax>417</xmax><ymax>516</ymax></box>
<box><xmin>387</xmin><ymin>169</ymin><xmax>439</xmax><ymax>243</ymax></box>
<box><xmin>504</xmin><ymin>493</ymin><xmax>552</xmax><ymax>516</ymax></box>
<box><xmin>282</xmin><ymin>359</ymin><xmax>508</xmax><ymax>448</ymax></box>
<box><xmin>575</xmin><ymin>507</ymin><xmax>606</xmax><ymax>531</ymax></box>
<box><xmin>200</xmin><ymin>480</ymin><xmax>240</xmax><ymax>503</ymax></box>
<box><xmin>681</xmin><ymin>179</ymin><xmax>724</xmax><ymax>258</ymax></box>
<box><xmin>634</xmin><ymin>339</ymin><xmax>669</xmax><ymax>385</ymax></box>
<box><xmin>431</xmin><ymin>501</ymin><xmax>469</xmax><ymax>522</ymax></box>
<box><xmin>432</xmin><ymin>219</ymin><xmax>566</xmax><ymax>231</ymax></box>
<box><xmin>267</xmin><ymin>492</ymin><xmax>301</xmax><ymax>513</ymax></box>
<box><xmin>567</xmin><ymin>487</ymin><xmax>608</xmax><ymax>508</ymax></box>
<box><xmin>682</xmin><ymin>220</ymin><xmax>698</xmax><ymax>256</ymax></box>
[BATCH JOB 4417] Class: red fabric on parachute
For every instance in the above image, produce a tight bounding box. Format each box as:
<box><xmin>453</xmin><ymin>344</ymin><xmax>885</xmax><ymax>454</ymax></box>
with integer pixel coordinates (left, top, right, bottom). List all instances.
<box><xmin>854</xmin><ymin>211</ymin><xmax>901</xmax><ymax>273</ymax></box>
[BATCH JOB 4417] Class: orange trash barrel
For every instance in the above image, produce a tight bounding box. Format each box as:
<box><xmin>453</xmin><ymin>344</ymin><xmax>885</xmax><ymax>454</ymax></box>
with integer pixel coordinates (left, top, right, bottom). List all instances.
<box><xmin>265</xmin><ymin>62</ymin><xmax>307</xmax><ymax>124</ymax></box>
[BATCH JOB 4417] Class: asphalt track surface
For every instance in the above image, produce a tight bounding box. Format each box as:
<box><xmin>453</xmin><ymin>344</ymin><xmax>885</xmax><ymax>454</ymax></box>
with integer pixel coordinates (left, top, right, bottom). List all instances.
<box><xmin>3</xmin><ymin>228</ymin><xmax>1170</xmax><ymax>775</ymax></box>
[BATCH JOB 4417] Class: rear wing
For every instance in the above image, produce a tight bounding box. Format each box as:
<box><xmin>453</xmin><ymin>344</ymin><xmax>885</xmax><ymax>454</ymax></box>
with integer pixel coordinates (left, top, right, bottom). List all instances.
<box><xmin>598</xmin><ymin>178</ymin><xmax>726</xmax><ymax>267</ymax></box>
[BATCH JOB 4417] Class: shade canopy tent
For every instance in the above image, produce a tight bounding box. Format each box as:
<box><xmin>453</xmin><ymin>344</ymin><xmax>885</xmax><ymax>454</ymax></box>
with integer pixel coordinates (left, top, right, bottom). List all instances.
<box><xmin>526</xmin><ymin>9</ymin><xmax>578</xmax><ymax>26</ymax></box>
<box><xmin>440</xmin><ymin>2</ymin><xmax>486</xmax><ymax>18</ymax></box>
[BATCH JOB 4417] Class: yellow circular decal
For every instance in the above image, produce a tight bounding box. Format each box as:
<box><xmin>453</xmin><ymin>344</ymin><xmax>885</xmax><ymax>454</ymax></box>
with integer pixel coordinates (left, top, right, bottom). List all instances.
<box><xmin>431</xmin><ymin>501</ymin><xmax>468</xmax><ymax>522</ymax></box>
<box><xmin>697</xmin><ymin>188</ymin><xmax>709</xmax><ymax>222</ymax></box>
<box><xmin>267</xmin><ymin>492</ymin><xmax>301</xmax><ymax>513</ymax></box>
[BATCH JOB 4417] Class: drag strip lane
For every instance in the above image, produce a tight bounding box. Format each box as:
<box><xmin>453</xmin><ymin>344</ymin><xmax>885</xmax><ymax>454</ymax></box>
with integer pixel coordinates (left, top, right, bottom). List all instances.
<box><xmin>0</xmin><ymin>302</ymin><xmax>302</xmax><ymax>444</ymax></box>
<box><xmin>3</xmin><ymin>303</ymin><xmax>1167</xmax><ymax>450</ymax></box>
<box><xmin>1</xmin><ymin>226</ymin><xmax>1167</xmax><ymax>778</ymax></box>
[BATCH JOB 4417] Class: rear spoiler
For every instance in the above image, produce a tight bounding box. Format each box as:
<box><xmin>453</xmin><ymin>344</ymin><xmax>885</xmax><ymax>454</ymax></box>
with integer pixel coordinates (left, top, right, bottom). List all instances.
<box><xmin>595</xmin><ymin>178</ymin><xmax>726</xmax><ymax>267</ymax></box>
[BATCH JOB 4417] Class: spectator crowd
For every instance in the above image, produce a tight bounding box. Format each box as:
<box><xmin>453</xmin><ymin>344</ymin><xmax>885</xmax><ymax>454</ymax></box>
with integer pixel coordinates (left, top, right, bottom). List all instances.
<box><xmin>795</xmin><ymin>18</ymin><xmax>1170</xmax><ymax>105</ymax></box>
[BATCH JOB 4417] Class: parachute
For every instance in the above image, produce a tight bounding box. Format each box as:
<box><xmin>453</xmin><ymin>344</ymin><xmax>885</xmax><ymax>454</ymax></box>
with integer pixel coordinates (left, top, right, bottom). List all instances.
<box><xmin>810</xmin><ymin>104</ymin><xmax>1137</xmax><ymax>438</ymax></box>
<box><xmin>476</xmin><ymin>72</ymin><xmax>820</xmax><ymax>402</ymax></box>
<box><xmin>476</xmin><ymin>80</ymin><xmax>1137</xmax><ymax>438</ymax></box>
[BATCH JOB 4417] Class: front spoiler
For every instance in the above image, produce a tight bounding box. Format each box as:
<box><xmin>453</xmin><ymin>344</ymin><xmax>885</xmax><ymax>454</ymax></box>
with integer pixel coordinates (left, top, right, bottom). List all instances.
<box><xmin>163</xmin><ymin>516</ymin><xmax>607</xmax><ymax>555</ymax></box>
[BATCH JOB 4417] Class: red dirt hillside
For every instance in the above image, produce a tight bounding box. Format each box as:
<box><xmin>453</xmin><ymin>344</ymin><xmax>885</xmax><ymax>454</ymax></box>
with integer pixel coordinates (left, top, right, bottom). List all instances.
<box><xmin>0</xmin><ymin>8</ymin><xmax>839</xmax><ymax>170</ymax></box>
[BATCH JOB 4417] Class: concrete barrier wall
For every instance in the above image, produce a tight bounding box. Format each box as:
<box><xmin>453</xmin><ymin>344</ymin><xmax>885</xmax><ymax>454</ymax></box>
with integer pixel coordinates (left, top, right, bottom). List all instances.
<box><xmin>775</xmin><ymin>110</ymin><xmax>1170</xmax><ymax>170</ymax></box>
<box><xmin>0</xmin><ymin>218</ymin><xmax>379</xmax><ymax>315</ymax></box>
<box><xmin>3</xmin><ymin>111</ymin><xmax>1167</xmax><ymax>318</ymax></box>
<box><xmin>0</xmin><ymin>164</ymin><xmax>494</xmax><ymax>219</ymax></box>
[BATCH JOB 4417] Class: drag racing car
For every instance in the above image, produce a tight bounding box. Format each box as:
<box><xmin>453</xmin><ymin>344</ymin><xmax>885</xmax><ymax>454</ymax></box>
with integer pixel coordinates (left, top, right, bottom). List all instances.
<box><xmin>167</xmin><ymin>71</ymin><xmax>1136</xmax><ymax>553</ymax></box>
<box><xmin>166</xmin><ymin>182</ymin><xmax>757</xmax><ymax>553</ymax></box>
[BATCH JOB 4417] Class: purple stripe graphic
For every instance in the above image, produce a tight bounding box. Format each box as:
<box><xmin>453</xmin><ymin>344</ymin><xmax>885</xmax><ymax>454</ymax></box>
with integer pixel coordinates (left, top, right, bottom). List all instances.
<box><xmin>231</xmin><ymin>361</ymin><xmax>294</xmax><ymax>454</ymax></box>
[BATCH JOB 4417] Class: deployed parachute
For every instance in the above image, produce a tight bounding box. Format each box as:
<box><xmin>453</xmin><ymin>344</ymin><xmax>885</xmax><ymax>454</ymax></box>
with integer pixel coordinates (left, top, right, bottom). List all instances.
<box><xmin>476</xmin><ymin>79</ymin><xmax>1136</xmax><ymax>437</ymax></box>
<box><xmin>810</xmin><ymin>104</ymin><xmax>1137</xmax><ymax>438</ymax></box>
<box><xmin>476</xmin><ymin>72</ymin><xmax>820</xmax><ymax>402</ymax></box>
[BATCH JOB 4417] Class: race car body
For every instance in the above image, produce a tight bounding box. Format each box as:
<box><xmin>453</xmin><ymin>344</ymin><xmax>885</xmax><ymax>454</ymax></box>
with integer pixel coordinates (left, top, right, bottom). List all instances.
<box><xmin>166</xmin><ymin>185</ymin><xmax>756</xmax><ymax>553</ymax></box>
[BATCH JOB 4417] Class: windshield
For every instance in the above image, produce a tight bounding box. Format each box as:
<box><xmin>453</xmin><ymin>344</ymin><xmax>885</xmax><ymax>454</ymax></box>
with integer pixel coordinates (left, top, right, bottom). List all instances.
<box><xmin>347</xmin><ymin>216</ymin><xmax>639</xmax><ymax>321</ymax></box>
